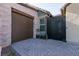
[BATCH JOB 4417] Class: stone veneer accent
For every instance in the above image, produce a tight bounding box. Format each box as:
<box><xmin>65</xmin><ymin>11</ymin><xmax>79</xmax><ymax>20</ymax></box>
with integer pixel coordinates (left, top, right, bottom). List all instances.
<box><xmin>0</xmin><ymin>3</ymin><xmax>39</xmax><ymax>47</ymax></box>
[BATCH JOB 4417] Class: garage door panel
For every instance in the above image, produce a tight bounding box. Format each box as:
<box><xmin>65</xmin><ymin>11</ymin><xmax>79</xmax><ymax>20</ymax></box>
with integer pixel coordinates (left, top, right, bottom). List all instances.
<box><xmin>12</xmin><ymin>11</ymin><xmax>33</xmax><ymax>42</ymax></box>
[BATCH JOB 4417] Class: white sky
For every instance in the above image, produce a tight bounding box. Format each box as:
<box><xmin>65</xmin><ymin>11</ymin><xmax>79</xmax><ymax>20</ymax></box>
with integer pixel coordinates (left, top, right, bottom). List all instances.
<box><xmin>30</xmin><ymin>3</ymin><xmax>65</xmax><ymax>16</ymax></box>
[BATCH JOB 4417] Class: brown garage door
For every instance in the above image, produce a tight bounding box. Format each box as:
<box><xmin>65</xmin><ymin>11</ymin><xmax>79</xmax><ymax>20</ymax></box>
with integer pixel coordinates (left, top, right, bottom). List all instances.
<box><xmin>12</xmin><ymin>10</ymin><xmax>33</xmax><ymax>42</ymax></box>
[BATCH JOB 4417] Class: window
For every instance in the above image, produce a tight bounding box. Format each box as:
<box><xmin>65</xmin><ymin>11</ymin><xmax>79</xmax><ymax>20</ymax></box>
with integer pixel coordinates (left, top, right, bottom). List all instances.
<box><xmin>40</xmin><ymin>25</ymin><xmax>45</xmax><ymax>31</ymax></box>
<box><xmin>40</xmin><ymin>18</ymin><xmax>45</xmax><ymax>24</ymax></box>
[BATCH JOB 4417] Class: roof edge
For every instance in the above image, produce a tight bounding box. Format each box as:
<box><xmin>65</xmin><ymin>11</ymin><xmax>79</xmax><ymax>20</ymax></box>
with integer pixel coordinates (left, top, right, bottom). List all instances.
<box><xmin>18</xmin><ymin>3</ymin><xmax>53</xmax><ymax>17</ymax></box>
<box><xmin>61</xmin><ymin>3</ymin><xmax>71</xmax><ymax>16</ymax></box>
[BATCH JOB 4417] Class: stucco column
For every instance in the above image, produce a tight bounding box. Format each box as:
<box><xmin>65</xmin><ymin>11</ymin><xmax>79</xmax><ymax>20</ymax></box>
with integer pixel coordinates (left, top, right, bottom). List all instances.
<box><xmin>0</xmin><ymin>47</ymin><xmax>2</xmax><ymax>56</ymax></box>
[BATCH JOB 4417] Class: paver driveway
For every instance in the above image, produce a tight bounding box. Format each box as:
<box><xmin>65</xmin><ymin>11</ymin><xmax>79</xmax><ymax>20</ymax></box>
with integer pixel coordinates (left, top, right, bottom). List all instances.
<box><xmin>11</xmin><ymin>39</ymin><xmax>79</xmax><ymax>56</ymax></box>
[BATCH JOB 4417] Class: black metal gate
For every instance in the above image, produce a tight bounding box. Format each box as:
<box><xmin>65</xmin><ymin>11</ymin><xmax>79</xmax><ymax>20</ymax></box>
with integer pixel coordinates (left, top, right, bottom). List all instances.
<box><xmin>47</xmin><ymin>16</ymin><xmax>66</xmax><ymax>42</ymax></box>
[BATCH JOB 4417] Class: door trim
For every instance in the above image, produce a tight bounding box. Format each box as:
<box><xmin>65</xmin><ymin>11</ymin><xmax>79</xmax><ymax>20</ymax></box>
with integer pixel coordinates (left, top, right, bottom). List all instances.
<box><xmin>12</xmin><ymin>8</ymin><xmax>34</xmax><ymax>19</ymax></box>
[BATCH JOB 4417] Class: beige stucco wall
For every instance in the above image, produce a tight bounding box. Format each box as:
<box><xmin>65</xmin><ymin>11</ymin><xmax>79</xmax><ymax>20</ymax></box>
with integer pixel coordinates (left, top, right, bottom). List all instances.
<box><xmin>66</xmin><ymin>3</ymin><xmax>79</xmax><ymax>43</ymax></box>
<box><xmin>0</xmin><ymin>3</ymin><xmax>39</xmax><ymax>47</ymax></box>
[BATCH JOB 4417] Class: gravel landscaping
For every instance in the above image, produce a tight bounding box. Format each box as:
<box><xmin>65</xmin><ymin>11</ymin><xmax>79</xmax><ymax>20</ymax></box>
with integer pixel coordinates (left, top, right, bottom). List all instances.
<box><xmin>11</xmin><ymin>39</ymin><xmax>79</xmax><ymax>56</ymax></box>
